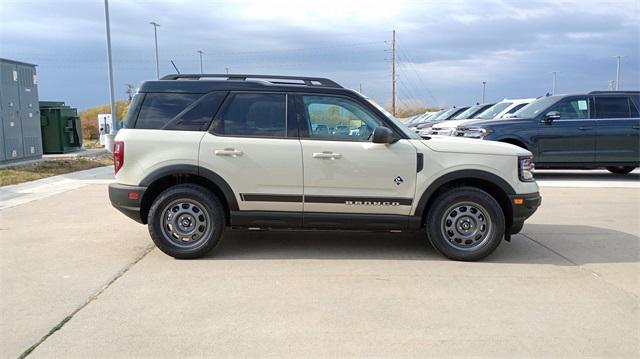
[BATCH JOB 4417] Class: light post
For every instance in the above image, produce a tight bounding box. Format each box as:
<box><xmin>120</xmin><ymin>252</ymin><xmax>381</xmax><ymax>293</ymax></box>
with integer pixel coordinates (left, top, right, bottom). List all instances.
<box><xmin>149</xmin><ymin>21</ymin><xmax>160</xmax><ymax>79</ymax></box>
<box><xmin>552</xmin><ymin>71</ymin><xmax>557</xmax><ymax>95</ymax></box>
<box><xmin>197</xmin><ymin>50</ymin><xmax>204</xmax><ymax>73</ymax></box>
<box><xmin>481</xmin><ymin>81</ymin><xmax>486</xmax><ymax>103</ymax></box>
<box><xmin>103</xmin><ymin>0</ymin><xmax>117</xmax><ymax>151</ymax></box>
<box><xmin>614</xmin><ymin>55</ymin><xmax>624</xmax><ymax>90</ymax></box>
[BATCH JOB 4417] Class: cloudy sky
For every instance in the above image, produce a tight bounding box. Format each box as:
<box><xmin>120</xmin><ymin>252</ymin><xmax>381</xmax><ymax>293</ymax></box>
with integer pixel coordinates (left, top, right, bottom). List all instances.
<box><xmin>1</xmin><ymin>0</ymin><xmax>638</xmax><ymax>110</ymax></box>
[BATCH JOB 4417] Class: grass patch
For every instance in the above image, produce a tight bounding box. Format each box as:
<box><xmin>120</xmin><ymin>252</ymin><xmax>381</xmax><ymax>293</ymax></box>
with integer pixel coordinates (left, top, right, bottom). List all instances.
<box><xmin>0</xmin><ymin>154</ymin><xmax>113</xmax><ymax>187</ymax></box>
<box><xmin>82</xmin><ymin>139</ymin><xmax>104</xmax><ymax>149</ymax></box>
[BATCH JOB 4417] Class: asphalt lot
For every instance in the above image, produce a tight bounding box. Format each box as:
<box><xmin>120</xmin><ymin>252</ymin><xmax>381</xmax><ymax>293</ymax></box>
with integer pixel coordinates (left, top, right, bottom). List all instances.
<box><xmin>1</xmin><ymin>168</ymin><xmax>638</xmax><ymax>358</ymax></box>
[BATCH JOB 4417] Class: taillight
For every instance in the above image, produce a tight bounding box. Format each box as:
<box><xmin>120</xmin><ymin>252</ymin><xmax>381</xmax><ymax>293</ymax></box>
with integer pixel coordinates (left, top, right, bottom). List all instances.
<box><xmin>113</xmin><ymin>141</ymin><xmax>124</xmax><ymax>174</ymax></box>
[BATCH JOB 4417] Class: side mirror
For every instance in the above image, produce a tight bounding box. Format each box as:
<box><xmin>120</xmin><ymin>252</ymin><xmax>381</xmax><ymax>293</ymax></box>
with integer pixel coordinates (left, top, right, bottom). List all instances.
<box><xmin>372</xmin><ymin>126</ymin><xmax>397</xmax><ymax>144</ymax></box>
<box><xmin>543</xmin><ymin>111</ymin><xmax>560</xmax><ymax>122</ymax></box>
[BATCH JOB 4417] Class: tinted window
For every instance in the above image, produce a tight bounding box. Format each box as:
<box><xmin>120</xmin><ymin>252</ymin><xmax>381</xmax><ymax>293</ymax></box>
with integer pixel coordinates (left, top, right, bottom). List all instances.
<box><xmin>165</xmin><ymin>92</ymin><xmax>225</xmax><ymax>131</ymax></box>
<box><xmin>548</xmin><ymin>98</ymin><xmax>589</xmax><ymax>119</ymax></box>
<box><xmin>631</xmin><ymin>96</ymin><xmax>639</xmax><ymax>117</ymax></box>
<box><xmin>595</xmin><ymin>97</ymin><xmax>630</xmax><ymax>119</ymax></box>
<box><xmin>216</xmin><ymin>93</ymin><xmax>285</xmax><ymax>137</ymax></box>
<box><xmin>302</xmin><ymin>95</ymin><xmax>383</xmax><ymax>141</ymax></box>
<box><xmin>136</xmin><ymin>93</ymin><xmax>202</xmax><ymax>129</ymax></box>
<box><xmin>124</xmin><ymin>93</ymin><xmax>144</xmax><ymax>128</ymax></box>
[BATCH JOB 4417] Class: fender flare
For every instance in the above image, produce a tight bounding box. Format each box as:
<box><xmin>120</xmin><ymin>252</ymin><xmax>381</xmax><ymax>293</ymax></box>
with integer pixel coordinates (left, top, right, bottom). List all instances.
<box><xmin>140</xmin><ymin>164</ymin><xmax>239</xmax><ymax>211</ymax></box>
<box><xmin>414</xmin><ymin>169</ymin><xmax>515</xmax><ymax>219</ymax></box>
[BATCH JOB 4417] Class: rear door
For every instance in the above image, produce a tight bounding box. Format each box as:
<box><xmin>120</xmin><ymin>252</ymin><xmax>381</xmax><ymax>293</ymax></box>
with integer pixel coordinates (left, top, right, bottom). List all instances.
<box><xmin>199</xmin><ymin>92</ymin><xmax>303</xmax><ymax>213</ymax></box>
<box><xmin>537</xmin><ymin>96</ymin><xmax>595</xmax><ymax>163</ymax></box>
<box><xmin>294</xmin><ymin>94</ymin><xmax>417</xmax><ymax>217</ymax></box>
<box><xmin>594</xmin><ymin>95</ymin><xmax>640</xmax><ymax>163</ymax></box>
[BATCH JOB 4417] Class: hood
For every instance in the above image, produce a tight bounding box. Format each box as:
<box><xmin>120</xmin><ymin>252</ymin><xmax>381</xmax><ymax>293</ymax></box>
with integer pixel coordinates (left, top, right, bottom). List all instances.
<box><xmin>421</xmin><ymin>136</ymin><xmax>531</xmax><ymax>156</ymax></box>
<box><xmin>459</xmin><ymin>117</ymin><xmax>533</xmax><ymax>129</ymax></box>
<box><xmin>431</xmin><ymin>119</ymin><xmax>475</xmax><ymax>129</ymax></box>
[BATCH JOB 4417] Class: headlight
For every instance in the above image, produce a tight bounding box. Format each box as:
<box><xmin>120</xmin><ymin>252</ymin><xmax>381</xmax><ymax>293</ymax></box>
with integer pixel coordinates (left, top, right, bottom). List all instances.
<box><xmin>454</xmin><ymin>128</ymin><xmax>490</xmax><ymax>139</ymax></box>
<box><xmin>518</xmin><ymin>156</ymin><xmax>535</xmax><ymax>182</ymax></box>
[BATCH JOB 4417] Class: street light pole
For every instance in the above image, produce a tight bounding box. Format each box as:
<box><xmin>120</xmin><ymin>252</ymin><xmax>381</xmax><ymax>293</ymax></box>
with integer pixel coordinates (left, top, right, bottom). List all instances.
<box><xmin>614</xmin><ymin>55</ymin><xmax>624</xmax><ymax>90</ymax></box>
<box><xmin>103</xmin><ymin>0</ymin><xmax>117</xmax><ymax>151</ymax></box>
<box><xmin>149</xmin><ymin>21</ymin><xmax>160</xmax><ymax>79</ymax></box>
<box><xmin>482</xmin><ymin>81</ymin><xmax>486</xmax><ymax>103</ymax></box>
<box><xmin>552</xmin><ymin>71</ymin><xmax>557</xmax><ymax>95</ymax></box>
<box><xmin>197</xmin><ymin>50</ymin><xmax>204</xmax><ymax>73</ymax></box>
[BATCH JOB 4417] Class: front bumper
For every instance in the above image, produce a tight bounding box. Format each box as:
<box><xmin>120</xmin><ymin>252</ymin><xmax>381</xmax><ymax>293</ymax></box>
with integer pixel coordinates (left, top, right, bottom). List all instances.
<box><xmin>108</xmin><ymin>183</ymin><xmax>147</xmax><ymax>224</ymax></box>
<box><xmin>508</xmin><ymin>192</ymin><xmax>541</xmax><ymax>235</ymax></box>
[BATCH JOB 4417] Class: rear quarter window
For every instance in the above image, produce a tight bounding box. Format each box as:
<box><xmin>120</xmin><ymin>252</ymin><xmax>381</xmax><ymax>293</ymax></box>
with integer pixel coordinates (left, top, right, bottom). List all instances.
<box><xmin>135</xmin><ymin>93</ymin><xmax>203</xmax><ymax>129</ymax></box>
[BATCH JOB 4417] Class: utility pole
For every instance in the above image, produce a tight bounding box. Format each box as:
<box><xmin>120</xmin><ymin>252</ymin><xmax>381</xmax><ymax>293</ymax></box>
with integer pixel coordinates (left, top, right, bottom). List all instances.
<box><xmin>359</xmin><ymin>83</ymin><xmax>363</xmax><ymax>94</ymax></box>
<box><xmin>614</xmin><ymin>55</ymin><xmax>624</xmax><ymax>90</ymax></box>
<box><xmin>225</xmin><ymin>67</ymin><xmax>229</xmax><ymax>74</ymax></box>
<box><xmin>391</xmin><ymin>30</ymin><xmax>397</xmax><ymax>117</ymax></box>
<box><xmin>149</xmin><ymin>21</ymin><xmax>160</xmax><ymax>79</ymax></box>
<box><xmin>551</xmin><ymin>71</ymin><xmax>557</xmax><ymax>95</ymax></box>
<box><xmin>482</xmin><ymin>81</ymin><xmax>486</xmax><ymax>103</ymax></box>
<box><xmin>103</xmin><ymin>0</ymin><xmax>117</xmax><ymax>151</ymax></box>
<box><xmin>197</xmin><ymin>50</ymin><xmax>204</xmax><ymax>73</ymax></box>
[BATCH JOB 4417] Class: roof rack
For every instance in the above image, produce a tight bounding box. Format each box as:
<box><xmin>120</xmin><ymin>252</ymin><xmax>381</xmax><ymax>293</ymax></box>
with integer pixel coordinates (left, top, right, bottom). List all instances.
<box><xmin>160</xmin><ymin>74</ymin><xmax>343</xmax><ymax>88</ymax></box>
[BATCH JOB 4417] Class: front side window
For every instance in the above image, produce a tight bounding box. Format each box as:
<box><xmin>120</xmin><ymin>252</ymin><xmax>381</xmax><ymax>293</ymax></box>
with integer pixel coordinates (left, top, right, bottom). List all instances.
<box><xmin>135</xmin><ymin>93</ymin><xmax>202</xmax><ymax>129</ymax></box>
<box><xmin>548</xmin><ymin>97</ymin><xmax>589</xmax><ymax>119</ymax></box>
<box><xmin>475</xmin><ymin>102</ymin><xmax>511</xmax><ymax>119</ymax></box>
<box><xmin>302</xmin><ymin>96</ymin><xmax>383</xmax><ymax>141</ymax></box>
<box><xmin>215</xmin><ymin>93</ymin><xmax>286</xmax><ymax>137</ymax></box>
<box><xmin>595</xmin><ymin>97</ymin><xmax>630</xmax><ymax>119</ymax></box>
<box><xmin>505</xmin><ymin>102</ymin><xmax>528</xmax><ymax>115</ymax></box>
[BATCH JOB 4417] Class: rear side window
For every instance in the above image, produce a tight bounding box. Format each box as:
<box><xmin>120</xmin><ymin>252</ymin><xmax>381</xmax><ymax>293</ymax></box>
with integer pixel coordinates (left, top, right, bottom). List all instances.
<box><xmin>214</xmin><ymin>93</ymin><xmax>286</xmax><ymax>137</ymax></box>
<box><xmin>164</xmin><ymin>92</ymin><xmax>225</xmax><ymax>131</ymax></box>
<box><xmin>135</xmin><ymin>93</ymin><xmax>202</xmax><ymax>129</ymax></box>
<box><xmin>595</xmin><ymin>97</ymin><xmax>631</xmax><ymax>119</ymax></box>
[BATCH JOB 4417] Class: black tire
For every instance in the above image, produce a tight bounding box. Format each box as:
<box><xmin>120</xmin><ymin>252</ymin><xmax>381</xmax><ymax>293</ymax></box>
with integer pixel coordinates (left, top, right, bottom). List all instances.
<box><xmin>606</xmin><ymin>166</ymin><xmax>636</xmax><ymax>175</ymax></box>
<box><xmin>425</xmin><ymin>187</ymin><xmax>505</xmax><ymax>261</ymax></box>
<box><xmin>148</xmin><ymin>184</ymin><xmax>225</xmax><ymax>259</ymax></box>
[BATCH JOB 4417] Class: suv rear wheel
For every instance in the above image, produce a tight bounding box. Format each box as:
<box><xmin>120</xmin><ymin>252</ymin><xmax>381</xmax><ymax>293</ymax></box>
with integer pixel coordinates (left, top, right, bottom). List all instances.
<box><xmin>148</xmin><ymin>184</ymin><xmax>225</xmax><ymax>259</ymax></box>
<box><xmin>426</xmin><ymin>187</ymin><xmax>505</xmax><ymax>261</ymax></box>
<box><xmin>606</xmin><ymin>166</ymin><xmax>635</xmax><ymax>175</ymax></box>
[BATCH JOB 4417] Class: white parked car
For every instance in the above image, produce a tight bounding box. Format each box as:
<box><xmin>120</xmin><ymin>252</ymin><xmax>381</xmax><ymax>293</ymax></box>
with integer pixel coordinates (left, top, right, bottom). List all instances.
<box><xmin>109</xmin><ymin>74</ymin><xmax>540</xmax><ymax>261</ymax></box>
<box><xmin>425</xmin><ymin>98</ymin><xmax>536</xmax><ymax>136</ymax></box>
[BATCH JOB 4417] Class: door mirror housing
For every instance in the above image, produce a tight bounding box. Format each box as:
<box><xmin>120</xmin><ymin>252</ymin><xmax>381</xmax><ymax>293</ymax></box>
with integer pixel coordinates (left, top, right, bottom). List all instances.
<box><xmin>371</xmin><ymin>126</ymin><xmax>397</xmax><ymax>144</ymax></box>
<box><xmin>543</xmin><ymin>111</ymin><xmax>560</xmax><ymax>122</ymax></box>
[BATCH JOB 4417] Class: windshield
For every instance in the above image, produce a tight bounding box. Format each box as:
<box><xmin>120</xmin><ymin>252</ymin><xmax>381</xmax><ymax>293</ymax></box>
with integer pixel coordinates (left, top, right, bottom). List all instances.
<box><xmin>430</xmin><ymin>107</ymin><xmax>458</xmax><ymax>121</ymax></box>
<box><xmin>453</xmin><ymin>105</ymin><xmax>481</xmax><ymax>120</ymax></box>
<box><xmin>512</xmin><ymin>96</ymin><xmax>561</xmax><ymax>118</ymax></box>
<box><xmin>475</xmin><ymin>102</ymin><xmax>511</xmax><ymax>119</ymax></box>
<box><xmin>365</xmin><ymin>97</ymin><xmax>420</xmax><ymax>139</ymax></box>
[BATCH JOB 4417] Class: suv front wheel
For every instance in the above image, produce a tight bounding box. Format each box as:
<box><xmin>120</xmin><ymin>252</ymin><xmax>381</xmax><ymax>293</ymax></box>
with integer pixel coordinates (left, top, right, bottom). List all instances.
<box><xmin>426</xmin><ymin>187</ymin><xmax>505</xmax><ymax>261</ymax></box>
<box><xmin>148</xmin><ymin>184</ymin><xmax>225</xmax><ymax>259</ymax></box>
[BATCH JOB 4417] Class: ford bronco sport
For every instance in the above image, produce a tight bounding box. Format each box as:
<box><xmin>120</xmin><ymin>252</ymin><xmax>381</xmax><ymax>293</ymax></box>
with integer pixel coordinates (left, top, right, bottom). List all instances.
<box><xmin>109</xmin><ymin>74</ymin><xmax>541</xmax><ymax>261</ymax></box>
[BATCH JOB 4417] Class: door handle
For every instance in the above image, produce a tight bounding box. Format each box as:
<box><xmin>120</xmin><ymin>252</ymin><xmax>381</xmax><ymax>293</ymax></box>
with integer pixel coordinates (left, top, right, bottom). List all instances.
<box><xmin>312</xmin><ymin>151</ymin><xmax>342</xmax><ymax>159</ymax></box>
<box><xmin>577</xmin><ymin>126</ymin><xmax>593</xmax><ymax>131</ymax></box>
<box><xmin>215</xmin><ymin>148</ymin><xmax>243</xmax><ymax>156</ymax></box>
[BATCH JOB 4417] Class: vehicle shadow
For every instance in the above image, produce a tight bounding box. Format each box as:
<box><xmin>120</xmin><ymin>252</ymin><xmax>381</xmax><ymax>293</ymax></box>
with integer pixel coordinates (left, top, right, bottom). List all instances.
<box><xmin>534</xmin><ymin>169</ymin><xmax>639</xmax><ymax>182</ymax></box>
<box><xmin>207</xmin><ymin>224</ymin><xmax>639</xmax><ymax>265</ymax></box>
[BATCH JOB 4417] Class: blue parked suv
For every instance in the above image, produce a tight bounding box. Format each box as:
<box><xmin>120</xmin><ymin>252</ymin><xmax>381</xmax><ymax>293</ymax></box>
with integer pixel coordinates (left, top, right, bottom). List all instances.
<box><xmin>455</xmin><ymin>91</ymin><xmax>640</xmax><ymax>174</ymax></box>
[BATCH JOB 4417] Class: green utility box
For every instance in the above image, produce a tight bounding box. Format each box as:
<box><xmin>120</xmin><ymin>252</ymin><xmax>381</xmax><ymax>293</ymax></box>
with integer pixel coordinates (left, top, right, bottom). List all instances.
<box><xmin>39</xmin><ymin>101</ymin><xmax>83</xmax><ymax>154</ymax></box>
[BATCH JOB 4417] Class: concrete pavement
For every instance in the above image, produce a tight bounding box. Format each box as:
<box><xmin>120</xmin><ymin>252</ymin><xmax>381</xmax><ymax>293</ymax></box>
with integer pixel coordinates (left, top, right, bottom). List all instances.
<box><xmin>1</xmin><ymin>173</ymin><xmax>638</xmax><ymax>358</ymax></box>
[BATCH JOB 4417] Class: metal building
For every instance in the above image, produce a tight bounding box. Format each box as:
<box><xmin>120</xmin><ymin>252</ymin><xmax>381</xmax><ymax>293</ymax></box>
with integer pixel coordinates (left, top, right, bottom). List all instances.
<box><xmin>0</xmin><ymin>58</ymin><xmax>42</xmax><ymax>164</ymax></box>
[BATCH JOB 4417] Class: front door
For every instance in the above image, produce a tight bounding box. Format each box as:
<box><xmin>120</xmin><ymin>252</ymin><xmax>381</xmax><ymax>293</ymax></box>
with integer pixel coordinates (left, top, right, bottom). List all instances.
<box><xmin>537</xmin><ymin>96</ymin><xmax>595</xmax><ymax>163</ymax></box>
<box><xmin>294</xmin><ymin>94</ymin><xmax>417</xmax><ymax>216</ymax></box>
<box><xmin>199</xmin><ymin>92</ymin><xmax>303</xmax><ymax>213</ymax></box>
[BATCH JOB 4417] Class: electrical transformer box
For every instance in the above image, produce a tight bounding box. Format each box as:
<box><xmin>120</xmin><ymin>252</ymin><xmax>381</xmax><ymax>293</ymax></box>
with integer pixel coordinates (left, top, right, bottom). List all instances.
<box><xmin>0</xmin><ymin>58</ymin><xmax>42</xmax><ymax>164</ymax></box>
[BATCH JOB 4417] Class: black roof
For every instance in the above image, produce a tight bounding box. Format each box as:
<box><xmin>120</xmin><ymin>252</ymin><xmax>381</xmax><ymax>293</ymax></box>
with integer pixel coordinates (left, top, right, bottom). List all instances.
<box><xmin>589</xmin><ymin>90</ymin><xmax>639</xmax><ymax>95</ymax></box>
<box><xmin>0</xmin><ymin>58</ymin><xmax>37</xmax><ymax>67</ymax></box>
<box><xmin>141</xmin><ymin>74</ymin><xmax>349</xmax><ymax>94</ymax></box>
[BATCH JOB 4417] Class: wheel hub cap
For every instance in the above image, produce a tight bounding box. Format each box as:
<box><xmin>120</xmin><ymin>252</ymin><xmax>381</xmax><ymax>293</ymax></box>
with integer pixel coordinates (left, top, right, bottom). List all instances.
<box><xmin>161</xmin><ymin>199</ymin><xmax>212</xmax><ymax>246</ymax></box>
<box><xmin>441</xmin><ymin>202</ymin><xmax>492</xmax><ymax>251</ymax></box>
